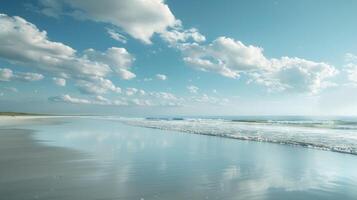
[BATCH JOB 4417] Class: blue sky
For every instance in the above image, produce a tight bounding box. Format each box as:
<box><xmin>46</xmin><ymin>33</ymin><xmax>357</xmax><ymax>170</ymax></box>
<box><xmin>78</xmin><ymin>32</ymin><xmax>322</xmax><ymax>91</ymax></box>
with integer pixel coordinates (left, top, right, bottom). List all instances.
<box><xmin>1</xmin><ymin>0</ymin><xmax>357</xmax><ymax>116</ymax></box>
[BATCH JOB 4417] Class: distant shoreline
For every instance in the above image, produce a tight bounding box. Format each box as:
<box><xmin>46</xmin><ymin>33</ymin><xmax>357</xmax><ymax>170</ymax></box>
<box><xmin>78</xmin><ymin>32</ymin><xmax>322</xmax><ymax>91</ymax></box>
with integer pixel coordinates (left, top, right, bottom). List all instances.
<box><xmin>0</xmin><ymin>112</ymin><xmax>101</xmax><ymax>117</ymax></box>
<box><xmin>0</xmin><ymin>112</ymin><xmax>50</xmax><ymax>116</ymax></box>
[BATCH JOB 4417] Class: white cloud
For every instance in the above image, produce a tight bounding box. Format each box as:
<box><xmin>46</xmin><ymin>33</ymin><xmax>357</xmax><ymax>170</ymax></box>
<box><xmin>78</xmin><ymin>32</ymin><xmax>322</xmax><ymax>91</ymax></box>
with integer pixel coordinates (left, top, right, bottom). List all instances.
<box><xmin>49</xmin><ymin>94</ymin><xmax>150</xmax><ymax>106</ymax></box>
<box><xmin>95</xmin><ymin>95</ymin><xmax>108</xmax><ymax>102</ymax></box>
<box><xmin>49</xmin><ymin>88</ymin><xmax>230</xmax><ymax>107</ymax></box>
<box><xmin>52</xmin><ymin>77</ymin><xmax>66</xmax><ymax>86</ymax></box>
<box><xmin>0</xmin><ymin>14</ymin><xmax>100</xmax><ymax>77</ymax></box>
<box><xmin>187</xmin><ymin>85</ymin><xmax>199</xmax><ymax>94</ymax></box>
<box><xmin>50</xmin><ymin>94</ymin><xmax>91</xmax><ymax>104</ymax></box>
<box><xmin>0</xmin><ymin>68</ymin><xmax>44</xmax><ymax>82</ymax></box>
<box><xmin>149</xmin><ymin>91</ymin><xmax>178</xmax><ymax>100</ymax></box>
<box><xmin>37</xmin><ymin>0</ymin><xmax>176</xmax><ymax>44</ymax></box>
<box><xmin>344</xmin><ymin>53</ymin><xmax>357</xmax><ymax>85</ymax></box>
<box><xmin>0</xmin><ymin>68</ymin><xmax>13</xmax><ymax>81</ymax></box>
<box><xmin>125</xmin><ymin>87</ymin><xmax>138</xmax><ymax>96</ymax></box>
<box><xmin>116</xmin><ymin>68</ymin><xmax>136</xmax><ymax>80</ymax></box>
<box><xmin>181</xmin><ymin>36</ymin><xmax>337</xmax><ymax>94</ymax></box>
<box><xmin>0</xmin><ymin>14</ymin><xmax>136</xmax><ymax>95</ymax></box>
<box><xmin>130</xmin><ymin>98</ymin><xmax>153</xmax><ymax>106</ymax></box>
<box><xmin>35</xmin><ymin>0</ymin><xmax>207</xmax><ymax>47</ymax></box>
<box><xmin>94</xmin><ymin>95</ymin><xmax>112</xmax><ymax>105</ymax></box>
<box><xmin>31</xmin><ymin>0</ymin><xmax>64</xmax><ymax>18</ymax></box>
<box><xmin>16</xmin><ymin>72</ymin><xmax>44</xmax><ymax>81</ymax></box>
<box><xmin>247</xmin><ymin>57</ymin><xmax>338</xmax><ymax>94</ymax></box>
<box><xmin>190</xmin><ymin>94</ymin><xmax>230</xmax><ymax>106</ymax></box>
<box><xmin>345</xmin><ymin>65</ymin><xmax>357</xmax><ymax>84</ymax></box>
<box><xmin>143</xmin><ymin>78</ymin><xmax>153</xmax><ymax>81</ymax></box>
<box><xmin>76</xmin><ymin>77</ymin><xmax>121</xmax><ymax>95</ymax></box>
<box><xmin>156</xmin><ymin>74</ymin><xmax>167</xmax><ymax>80</ymax></box>
<box><xmin>345</xmin><ymin>53</ymin><xmax>357</xmax><ymax>63</ymax></box>
<box><xmin>106</xmin><ymin>28</ymin><xmax>127</xmax><ymax>43</ymax></box>
<box><xmin>138</xmin><ymin>90</ymin><xmax>146</xmax><ymax>96</ymax></box>
<box><xmin>181</xmin><ymin>37</ymin><xmax>270</xmax><ymax>78</ymax></box>
<box><xmin>50</xmin><ymin>94</ymin><xmax>126</xmax><ymax>106</ymax></box>
<box><xmin>83</xmin><ymin>47</ymin><xmax>135</xmax><ymax>80</ymax></box>
<box><xmin>3</xmin><ymin>87</ymin><xmax>18</xmax><ymax>93</ymax></box>
<box><xmin>143</xmin><ymin>74</ymin><xmax>168</xmax><ymax>81</ymax></box>
<box><xmin>161</xmin><ymin>21</ymin><xmax>206</xmax><ymax>46</ymax></box>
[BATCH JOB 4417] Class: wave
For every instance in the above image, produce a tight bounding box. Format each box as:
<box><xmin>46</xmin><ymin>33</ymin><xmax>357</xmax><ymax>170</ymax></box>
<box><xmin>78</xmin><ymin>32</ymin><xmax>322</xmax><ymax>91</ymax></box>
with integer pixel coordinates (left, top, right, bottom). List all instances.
<box><xmin>119</xmin><ymin>117</ymin><xmax>357</xmax><ymax>155</ymax></box>
<box><xmin>143</xmin><ymin>117</ymin><xmax>357</xmax><ymax>130</ymax></box>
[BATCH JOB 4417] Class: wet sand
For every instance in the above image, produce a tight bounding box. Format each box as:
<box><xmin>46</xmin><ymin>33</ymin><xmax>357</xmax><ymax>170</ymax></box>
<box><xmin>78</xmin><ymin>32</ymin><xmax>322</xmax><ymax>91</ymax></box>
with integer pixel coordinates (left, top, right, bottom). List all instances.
<box><xmin>0</xmin><ymin>127</ymin><xmax>125</xmax><ymax>200</ymax></box>
<box><xmin>0</xmin><ymin>128</ymin><xmax>97</xmax><ymax>200</ymax></box>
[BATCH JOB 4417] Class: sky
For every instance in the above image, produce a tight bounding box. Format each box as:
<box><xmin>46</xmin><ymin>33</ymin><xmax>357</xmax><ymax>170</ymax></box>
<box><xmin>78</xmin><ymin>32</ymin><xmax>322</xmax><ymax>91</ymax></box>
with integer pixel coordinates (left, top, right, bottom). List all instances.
<box><xmin>1</xmin><ymin>0</ymin><xmax>357</xmax><ymax>116</ymax></box>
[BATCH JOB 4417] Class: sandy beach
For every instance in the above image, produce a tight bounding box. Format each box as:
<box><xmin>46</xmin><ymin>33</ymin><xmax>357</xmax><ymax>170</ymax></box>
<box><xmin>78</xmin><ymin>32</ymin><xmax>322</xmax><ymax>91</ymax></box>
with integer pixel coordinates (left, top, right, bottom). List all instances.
<box><xmin>0</xmin><ymin>128</ymin><xmax>105</xmax><ymax>200</ymax></box>
<box><xmin>1</xmin><ymin>116</ymin><xmax>357</xmax><ymax>200</ymax></box>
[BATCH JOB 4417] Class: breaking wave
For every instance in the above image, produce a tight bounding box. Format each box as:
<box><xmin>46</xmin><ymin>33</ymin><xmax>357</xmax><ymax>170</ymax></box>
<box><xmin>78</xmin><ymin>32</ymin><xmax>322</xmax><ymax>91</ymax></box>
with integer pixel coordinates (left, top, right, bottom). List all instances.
<box><xmin>118</xmin><ymin>116</ymin><xmax>357</xmax><ymax>155</ymax></box>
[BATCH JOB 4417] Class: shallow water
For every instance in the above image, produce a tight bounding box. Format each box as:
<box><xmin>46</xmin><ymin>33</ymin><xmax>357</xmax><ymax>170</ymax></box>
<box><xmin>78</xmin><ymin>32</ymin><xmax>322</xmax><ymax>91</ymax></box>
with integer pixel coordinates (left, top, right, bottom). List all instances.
<box><xmin>4</xmin><ymin>117</ymin><xmax>357</xmax><ymax>199</ymax></box>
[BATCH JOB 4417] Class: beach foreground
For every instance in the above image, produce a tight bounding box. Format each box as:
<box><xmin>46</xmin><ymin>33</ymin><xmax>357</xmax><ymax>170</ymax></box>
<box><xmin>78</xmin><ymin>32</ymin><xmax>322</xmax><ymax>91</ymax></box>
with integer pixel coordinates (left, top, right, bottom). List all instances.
<box><xmin>1</xmin><ymin>116</ymin><xmax>357</xmax><ymax>200</ymax></box>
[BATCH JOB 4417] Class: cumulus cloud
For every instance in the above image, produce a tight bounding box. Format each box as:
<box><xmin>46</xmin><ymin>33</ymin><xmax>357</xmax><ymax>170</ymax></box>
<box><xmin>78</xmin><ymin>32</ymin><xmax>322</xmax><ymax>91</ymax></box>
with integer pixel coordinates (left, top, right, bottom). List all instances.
<box><xmin>49</xmin><ymin>88</ymin><xmax>230</xmax><ymax>107</ymax></box>
<box><xmin>0</xmin><ymin>68</ymin><xmax>44</xmax><ymax>82</ymax></box>
<box><xmin>49</xmin><ymin>94</ymin><xmax>91</xmax><ymax>104</ymax></box>
<box><xmin>161</xmin><ymin>21</ymin><xmax>206</xmax><ymax>46</ymax></box>
<box><xmin>248</xmin><ymin>57</ymin><xmax>338</xmax><ymax>94</ymax></box>
<box><xmin>83</xmin><ymin>47</ymin><xmax>135</xmax><ymax>80</ymax></box>
<box><xmin>345</xmin><ymin>66</ymin><xmax>357</xmax><ymax>84</ymax></box>
<box><xmin>143</xmin><ymin>78</ymin><xmax>153</xmax><ymax>81</ymax></box>
<box><xmin>49</xmin><ymin>94</ymin><xmax>154</xmax><ymax>107</ymax></box>
<box><xmin>0</xmin><ymin>14</ymin><xmax>136</xmax><ymax>94</ymax></box>
<box><xmin>36</xmin><ymin>0</ymin><xmax>176</xmax><ymax>44</ymax></box>
<box><xmin>187</xmin><ymin>85</ymin><xmax>199</xmax><ymax>94</ymax></box>
<box><xmin>149</xmin><ymin>91</ymin><xmax>178</xmax><ymax>100</ymax></box>
<box><xmin>0</xmin><ymin>14</ymin><xmax>102</xmax><ymax>77</ymax></box>
<box><xmin>16</xmin><ymin>72</ymin><xmax>44</xmax><ymax>81</ymax></box>
<box><xmin>49</xmin><ymin>94</ymin><xmax>126</xmax><ymax>106</ymax></box>
<box><xmin>106</xmin><ymin>28</ymin><xmax>127</xmax><ymax>43</ymax></box>
<box><xmin>94</xmin><ymin>95</ymin><xmax>129</xmax><ymax>106</ymax></box>
<box><xmin>345</xmin><ymin>53</ymin><xmax>357</xmax><ymax>63</ymax></box>
<box><xmin>76</xmin><ymin>77</ymin><xmax>121</xmax><ymax>95</ymax></box>
<box><xmin>52</xmin><ymin>77</ymin><xmax>66</xmax><ymax>86</ymax></box>
<box><xmin>344</xmin><ymin>53</ymin><xmax>357</xmax><ymax>85</ymax></box>
<box><xmin>122</xmin><ymin>90</ymin><xmax>183</xmax><ymax>105</ymax></box>
<box><xmin>125</xmin><ymin>87</ymin><xmax>138</xmax><ymax>96</ymax></box>
<box><xmin>0</xmin><ymin>68</ymin><xmax>13</xmax><ymax>81</ymax></box>
<box><xmin>156</xmin><ymin>74</ymin><xmax>167</xmax><ymax>80</ymax></box>
<box><xmin>117</xmin><ymin>69</ymin><xmax>136</xmax><ymax>80</ymax></box>
<box><xmin>130</xmin><ymin>98</ymin><xmax>153</xmax><ymax>106</ymax></box>
<box><xmin>35</xmin><ymin>0</ymin><xmax>207</xmax><ymax>46</ymax></box>
<box><xmin>181</xmin><ymin>36</ymin><xmax>337</xmax><ymax>94</ymax></box>
<box><xmin>190</xmin><ymin>94</ymin><xmax>230</xmax><ymax>106</ymax></box>
<box><xmin>181</xmin><ymin>37</ymin><xmax>271</xmax><ymax>78</ymax></box>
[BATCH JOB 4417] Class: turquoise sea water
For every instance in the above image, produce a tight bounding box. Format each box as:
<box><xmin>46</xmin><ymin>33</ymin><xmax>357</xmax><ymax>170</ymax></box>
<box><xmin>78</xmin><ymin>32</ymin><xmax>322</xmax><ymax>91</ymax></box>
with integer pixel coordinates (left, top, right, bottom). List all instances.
<box><xmin>10</xmin><ymin>117</ymin><xmax>357</xmax><ymax>199</ymax></box>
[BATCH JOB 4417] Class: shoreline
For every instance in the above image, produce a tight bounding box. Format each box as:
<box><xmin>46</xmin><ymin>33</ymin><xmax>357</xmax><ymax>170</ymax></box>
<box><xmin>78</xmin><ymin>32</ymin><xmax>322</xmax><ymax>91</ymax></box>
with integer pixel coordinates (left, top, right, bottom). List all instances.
<box><xmin>2</xmin><ymin>115</ymin><xmax>357</xmax><ymax>156</ymax></box>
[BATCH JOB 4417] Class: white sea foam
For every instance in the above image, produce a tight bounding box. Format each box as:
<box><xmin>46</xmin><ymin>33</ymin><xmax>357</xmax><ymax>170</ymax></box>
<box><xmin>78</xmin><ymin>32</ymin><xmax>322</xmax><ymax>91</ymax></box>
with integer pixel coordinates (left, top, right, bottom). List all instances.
<box><xmin>119</xmin><ymin>117</ymin><xmax>357</xmax><ymax>155</ymax></box>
